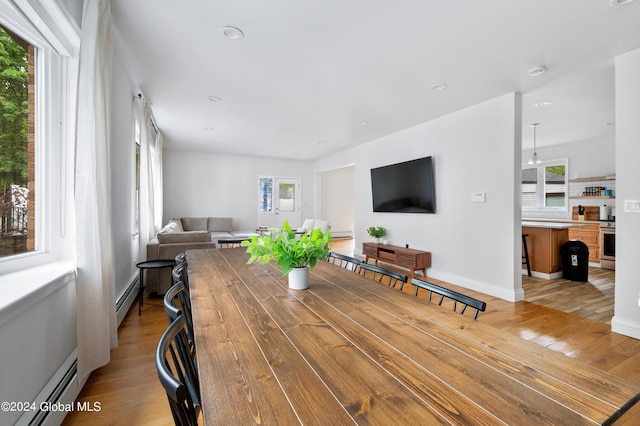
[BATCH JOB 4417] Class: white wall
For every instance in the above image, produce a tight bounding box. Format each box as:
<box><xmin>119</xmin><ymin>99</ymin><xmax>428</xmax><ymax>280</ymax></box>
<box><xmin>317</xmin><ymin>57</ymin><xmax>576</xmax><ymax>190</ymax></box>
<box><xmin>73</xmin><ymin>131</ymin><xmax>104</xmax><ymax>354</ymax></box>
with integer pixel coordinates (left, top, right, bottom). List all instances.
<box><xmin>612</xmin><ymin>47</ymin><xmax>640</xmax><ymax>339</ymax></box>
<box><xmin>163</xmin><ymin>151</ymin><xmax>315</xmax><ymax>231</ymax></box>
<box><xmin>321</xmin><ymin>165</ymin><xmax>355</xmax><ymax>238</ymax></box>
<box><xmin>315</xmin><ymin>93</ymin><xmax>524</xmax><ymax>301</ymax></box>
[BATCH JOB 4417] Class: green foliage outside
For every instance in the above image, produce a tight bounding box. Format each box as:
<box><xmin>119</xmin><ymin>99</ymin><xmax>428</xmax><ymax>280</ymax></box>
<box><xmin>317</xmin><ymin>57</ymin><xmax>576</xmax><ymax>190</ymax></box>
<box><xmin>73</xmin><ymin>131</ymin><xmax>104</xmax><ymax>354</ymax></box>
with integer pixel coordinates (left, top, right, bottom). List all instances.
<box><xmin>0</xmin><ymin>26</ymin><xmax>29</xmax><ymax>189</ymax></box>
<box><xmin>546</xmin><ymin>165</ymin><xmax>565</xmax><ymax>177</ymax></box>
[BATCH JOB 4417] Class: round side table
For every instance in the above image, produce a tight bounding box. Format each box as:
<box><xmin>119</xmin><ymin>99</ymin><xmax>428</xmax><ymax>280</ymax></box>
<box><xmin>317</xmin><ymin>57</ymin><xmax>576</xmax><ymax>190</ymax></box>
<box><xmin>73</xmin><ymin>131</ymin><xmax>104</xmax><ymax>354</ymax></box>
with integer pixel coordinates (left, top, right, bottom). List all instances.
<box><xmin>136</xmin><ymin>259</ymin><xmax>175</xmax><ymax>315</ymax></box>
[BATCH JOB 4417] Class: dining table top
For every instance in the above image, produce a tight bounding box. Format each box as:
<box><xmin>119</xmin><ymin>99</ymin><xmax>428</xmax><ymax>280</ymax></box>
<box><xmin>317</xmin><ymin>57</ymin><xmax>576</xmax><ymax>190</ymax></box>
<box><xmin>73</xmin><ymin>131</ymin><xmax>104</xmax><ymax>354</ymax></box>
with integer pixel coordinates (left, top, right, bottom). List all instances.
<box><xmin>187</xmin><ymin>247</ymin><xmax>640</xmax><ymax>425</ymax></box>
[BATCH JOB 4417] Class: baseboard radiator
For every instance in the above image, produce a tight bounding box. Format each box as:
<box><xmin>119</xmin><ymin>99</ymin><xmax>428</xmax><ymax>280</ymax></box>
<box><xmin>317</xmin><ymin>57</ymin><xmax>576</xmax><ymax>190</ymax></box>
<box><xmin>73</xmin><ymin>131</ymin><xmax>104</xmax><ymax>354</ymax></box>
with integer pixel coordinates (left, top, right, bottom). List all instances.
<box><xmin>16</xmin><ymin>274</ymin><xmax>139</xmax><ymax>425</ymax></box>
<box><xmin>15</xmin><ymin>351</ymin><xmax>80</xmax><ymax>426</ymax></box>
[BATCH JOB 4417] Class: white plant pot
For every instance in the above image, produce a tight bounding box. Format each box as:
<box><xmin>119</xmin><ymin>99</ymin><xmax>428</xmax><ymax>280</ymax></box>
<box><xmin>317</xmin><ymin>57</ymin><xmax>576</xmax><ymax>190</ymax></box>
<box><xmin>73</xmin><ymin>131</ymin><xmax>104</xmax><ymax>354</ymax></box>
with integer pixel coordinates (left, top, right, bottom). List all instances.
<box><xmin>288</xmin><ymin>266</ymin><xmax>310</xmax><ymax>290</ymax></box>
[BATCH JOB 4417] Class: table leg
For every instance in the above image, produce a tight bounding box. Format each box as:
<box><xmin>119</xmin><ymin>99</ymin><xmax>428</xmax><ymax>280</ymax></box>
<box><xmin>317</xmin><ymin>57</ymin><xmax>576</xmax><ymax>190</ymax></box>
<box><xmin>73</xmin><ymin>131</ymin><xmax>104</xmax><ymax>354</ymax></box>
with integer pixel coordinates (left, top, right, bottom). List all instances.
<box><xmin>138</xmin><ymin>269</ymin><xmax>144</xmax><ymax>315</ymax></box>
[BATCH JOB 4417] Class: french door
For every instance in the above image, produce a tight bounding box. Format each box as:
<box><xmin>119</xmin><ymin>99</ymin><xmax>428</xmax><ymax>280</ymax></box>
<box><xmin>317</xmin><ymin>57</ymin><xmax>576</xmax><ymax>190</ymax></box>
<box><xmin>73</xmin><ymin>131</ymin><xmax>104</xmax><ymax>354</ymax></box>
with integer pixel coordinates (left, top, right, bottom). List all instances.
<box><xmin>257</xmin><ymin>176</ymin><xmax>301</xmax><ymax>229</ymax></box>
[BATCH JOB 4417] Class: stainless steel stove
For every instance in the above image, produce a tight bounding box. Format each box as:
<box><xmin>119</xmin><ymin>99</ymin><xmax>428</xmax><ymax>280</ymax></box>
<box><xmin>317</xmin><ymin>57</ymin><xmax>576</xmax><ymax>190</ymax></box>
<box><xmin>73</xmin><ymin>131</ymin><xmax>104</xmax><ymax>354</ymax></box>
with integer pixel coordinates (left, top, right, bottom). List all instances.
<box><xmin>600</xmin><ymin>221</ymin><xmax>615</xmax><ymax>270</ymax></box>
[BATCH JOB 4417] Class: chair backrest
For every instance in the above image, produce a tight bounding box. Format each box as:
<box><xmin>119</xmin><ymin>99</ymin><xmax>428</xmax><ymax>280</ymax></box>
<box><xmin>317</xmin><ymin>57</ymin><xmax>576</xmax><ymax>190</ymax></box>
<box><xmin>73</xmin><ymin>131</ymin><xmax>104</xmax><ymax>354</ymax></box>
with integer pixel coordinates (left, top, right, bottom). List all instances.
<box><xmin>164</xmin><ymin>281</ymin><xmax>195</xmax><ymax>353</ymax></box>
<box><xmin>156</xmin><ymin>315</ymin><xmax>200</xmax><ymax>426</ymax></box>
<box><xmin>326</xmin><ymin>252</ymin><xmax>361</xmax><ymax>272</ymax></box>
<box><xmin>411</xmin><ymin>278</ymin><xmax>487</xmax><ymax>320</ymax></box>
<box><xmin>358</xmin><ymin>263</ymin><xmax>408</xmax><ymax>289</ymax></box>
<box><xmin>172</xmin><ymin>261</ymin><xmax>190</xmax><ymax>293</ymax></box>
<box><xmin>175</xmin><ymin>251</ymin><xmax>187</xmax><ymax>264</ymax></box>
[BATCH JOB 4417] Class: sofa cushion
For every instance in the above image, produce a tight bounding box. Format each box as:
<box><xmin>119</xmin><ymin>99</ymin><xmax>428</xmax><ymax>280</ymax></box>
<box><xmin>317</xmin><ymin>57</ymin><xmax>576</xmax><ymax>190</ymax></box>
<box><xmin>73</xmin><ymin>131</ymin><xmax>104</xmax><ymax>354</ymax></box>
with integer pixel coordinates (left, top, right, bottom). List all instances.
<box><xmin>181</xmin><ymin>217</ymin><xmax>208</xmax><ymax>231</ymax></box>
<box><xmin>208</xmin><ymin>217</ymin><xmax>233</xmax><ymax>232</ymax></box>
<box><xmin>157</xmin><ymin>230</ymin><xmax>211</xmax><ymax>244</ymax></box>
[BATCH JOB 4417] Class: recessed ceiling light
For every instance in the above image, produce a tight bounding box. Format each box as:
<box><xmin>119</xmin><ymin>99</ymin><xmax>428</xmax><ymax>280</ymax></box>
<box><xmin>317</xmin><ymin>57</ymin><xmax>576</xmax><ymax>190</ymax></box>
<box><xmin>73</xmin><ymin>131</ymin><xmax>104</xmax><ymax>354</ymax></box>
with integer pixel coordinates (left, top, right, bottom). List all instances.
<box><xmin>430</xmin><ymin>83</ymin><xmax>448</xmax><ymax>91</ymax></box>
<box><xmin>527</xmin><ymin>65</ymin><xmax>547</xmax><ymax>77</ymax></box>
<box><xmin>317</xmin><ymin>140</ymin><xmax>326</xmax><ymax>145</ymax></box>
<box><xmin>220</xmin><ymin>26</ymin><xmax>244</xmax><ymax>40</ymax></box>
<box><xmin>610</xmin><ymin>0</ymin><xmax>638</xmax><ymax>6</ymax></box>
<box><xmin>204</xmin><ymin>127</ymin><xmax>214</xmax><ymax>131</ymax></box>
<box><xmin>207</xmin><ymin>96</ymin><xmax>222</xmax><ymax>102</ymax></box>
<box><xmin>357</xmin><ymin>120</ymin><xmax>369</xmax><ymax>126</ymax></box>
<box><xmin>534</xmin><ymin>101</ymin><xmax>553</xmax><ymax>108</ymax></box>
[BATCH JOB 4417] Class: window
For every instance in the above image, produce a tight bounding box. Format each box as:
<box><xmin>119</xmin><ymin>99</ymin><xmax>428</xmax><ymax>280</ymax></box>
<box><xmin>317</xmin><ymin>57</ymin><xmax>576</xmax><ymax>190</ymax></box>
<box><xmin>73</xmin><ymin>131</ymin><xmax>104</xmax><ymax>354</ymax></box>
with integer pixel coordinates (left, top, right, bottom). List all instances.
<box><xmin>0</xmin><ymin>2</ymin><xmax>79</xmax><ymax>276</ymax></box>
<box><xmin>0</xmin><ymin>25</ymin><xmax>34</xmax><ymax>258</ymax></box>
<box><xmin>522</xmin><ymin>160</ymin><xmax>568</xmax><ymax>210</ymax></box>
<box><xmin>259</xmin><ymin>177</ymin><xmax>273</xmax><ymax>212</ymax></box>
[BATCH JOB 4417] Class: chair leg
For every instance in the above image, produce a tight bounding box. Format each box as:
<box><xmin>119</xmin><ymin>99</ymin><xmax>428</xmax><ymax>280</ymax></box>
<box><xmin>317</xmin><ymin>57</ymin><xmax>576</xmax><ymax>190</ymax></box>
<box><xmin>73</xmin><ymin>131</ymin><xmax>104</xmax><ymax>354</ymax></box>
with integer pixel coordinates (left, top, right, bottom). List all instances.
<box><xmin>522</xmin><ymin>234</ymin><xmax>531</xmax><ymax>277</ymax></box>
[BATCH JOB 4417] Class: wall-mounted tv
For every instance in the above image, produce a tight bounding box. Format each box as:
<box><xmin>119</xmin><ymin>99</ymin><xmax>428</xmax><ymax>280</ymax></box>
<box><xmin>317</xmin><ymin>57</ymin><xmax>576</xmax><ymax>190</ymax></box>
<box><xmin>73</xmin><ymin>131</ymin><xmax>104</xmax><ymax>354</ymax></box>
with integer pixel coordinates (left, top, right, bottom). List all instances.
<box><xmin>370</xmin><ymin>156</ymin><xmax>435</xmax><ymax>213</ymax></box>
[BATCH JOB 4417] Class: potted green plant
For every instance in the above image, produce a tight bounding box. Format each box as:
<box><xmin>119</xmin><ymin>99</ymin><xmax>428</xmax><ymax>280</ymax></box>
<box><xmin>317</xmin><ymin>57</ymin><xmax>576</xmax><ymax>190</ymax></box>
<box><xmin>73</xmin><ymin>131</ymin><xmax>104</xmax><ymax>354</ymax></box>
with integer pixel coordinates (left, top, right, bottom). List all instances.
<box><xmin>242</xmin><ymin>220</ymin><xmax>331</xmax><ymax>290</ymax></box>
<box><xmin>366</xmin><ymin>226</ymin><xmax>386</xmax><ymax>243</ymax></box>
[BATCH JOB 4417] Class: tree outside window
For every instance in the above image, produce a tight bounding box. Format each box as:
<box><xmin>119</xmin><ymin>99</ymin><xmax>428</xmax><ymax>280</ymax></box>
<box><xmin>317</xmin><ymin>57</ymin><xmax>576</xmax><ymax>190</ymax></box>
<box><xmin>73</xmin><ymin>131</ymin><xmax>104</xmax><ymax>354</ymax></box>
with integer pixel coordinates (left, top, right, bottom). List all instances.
<box><xmin>0</xmin><ymin>25</ymin><xmax>34</xmax><ymax>257</ymax></box>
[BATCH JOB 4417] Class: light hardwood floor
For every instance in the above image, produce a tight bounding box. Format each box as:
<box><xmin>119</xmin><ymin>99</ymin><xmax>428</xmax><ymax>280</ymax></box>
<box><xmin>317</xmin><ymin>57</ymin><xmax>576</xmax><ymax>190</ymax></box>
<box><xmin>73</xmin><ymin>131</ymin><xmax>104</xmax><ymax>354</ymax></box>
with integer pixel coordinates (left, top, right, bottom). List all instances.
<box><xmin>63</xmin><ymin>239</ymin><xmax>639</xmax><ymax>425</ymax></box>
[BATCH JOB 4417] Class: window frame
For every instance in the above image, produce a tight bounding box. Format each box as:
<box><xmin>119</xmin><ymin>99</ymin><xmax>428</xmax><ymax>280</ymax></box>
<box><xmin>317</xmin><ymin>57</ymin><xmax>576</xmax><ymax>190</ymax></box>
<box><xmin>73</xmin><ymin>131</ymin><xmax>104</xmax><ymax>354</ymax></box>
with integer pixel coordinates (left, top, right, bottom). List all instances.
<box><xmin>521</xmin><ymin>158</ymin><xmax>569</xmax><ymax>212</ymax></box>
<box><xmin>0</xmin><ymin>2</ymin><xmax>79</xmax><ymax>276</ymax></box>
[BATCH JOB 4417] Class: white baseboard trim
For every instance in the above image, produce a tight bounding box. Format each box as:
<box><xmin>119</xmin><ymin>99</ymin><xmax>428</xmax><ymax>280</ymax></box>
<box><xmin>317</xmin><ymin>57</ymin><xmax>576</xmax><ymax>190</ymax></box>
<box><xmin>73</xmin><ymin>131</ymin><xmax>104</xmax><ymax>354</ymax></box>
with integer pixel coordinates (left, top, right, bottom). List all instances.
<box><xmin>611</xmin><ymin>316</ymin><xmax>640</xmax><ymax>340</ymax></box>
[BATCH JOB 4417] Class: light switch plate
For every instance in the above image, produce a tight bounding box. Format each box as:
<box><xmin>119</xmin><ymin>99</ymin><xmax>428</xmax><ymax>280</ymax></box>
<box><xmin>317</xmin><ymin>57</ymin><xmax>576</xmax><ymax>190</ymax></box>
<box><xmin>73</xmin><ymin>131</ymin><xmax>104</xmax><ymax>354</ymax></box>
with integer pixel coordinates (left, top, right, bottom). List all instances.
<box><xmin>624</xmin><ymin>200</ymin><xmax>640</xmax><ymax>213</ymax></box>
<box><xmin>472</xmin><ymin>192</ymin><xmax>486</xmax><ymax>203</ymax></box>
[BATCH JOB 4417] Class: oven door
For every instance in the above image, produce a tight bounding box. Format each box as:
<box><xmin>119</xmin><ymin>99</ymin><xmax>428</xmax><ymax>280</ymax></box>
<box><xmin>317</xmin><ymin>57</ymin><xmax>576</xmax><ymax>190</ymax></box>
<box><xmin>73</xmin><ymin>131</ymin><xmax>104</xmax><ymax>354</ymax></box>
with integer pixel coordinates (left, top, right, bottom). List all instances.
<box><xmin>600</xmin><ymin>229</ymin><xmax>615</xmax><ymax>269</ymax></box>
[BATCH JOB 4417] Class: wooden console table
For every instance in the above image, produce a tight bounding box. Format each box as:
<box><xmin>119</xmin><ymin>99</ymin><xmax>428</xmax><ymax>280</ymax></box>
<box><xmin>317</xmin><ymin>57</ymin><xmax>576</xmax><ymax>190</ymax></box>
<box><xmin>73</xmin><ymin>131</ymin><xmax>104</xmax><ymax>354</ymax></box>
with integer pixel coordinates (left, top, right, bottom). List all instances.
<box><xmin>363</xmin><ymin>242</ymin><xmax>431</xmax><ymax>276</ymax></box>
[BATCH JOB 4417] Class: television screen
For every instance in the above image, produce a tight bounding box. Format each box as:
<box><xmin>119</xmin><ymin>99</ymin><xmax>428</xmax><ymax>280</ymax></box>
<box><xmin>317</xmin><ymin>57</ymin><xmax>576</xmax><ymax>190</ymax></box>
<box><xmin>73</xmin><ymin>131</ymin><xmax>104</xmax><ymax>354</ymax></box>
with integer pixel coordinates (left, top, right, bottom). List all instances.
<box><xmin>370</xmin><ymin>156</ymin><xmax>435</xmax><ymax>213</ymax></box>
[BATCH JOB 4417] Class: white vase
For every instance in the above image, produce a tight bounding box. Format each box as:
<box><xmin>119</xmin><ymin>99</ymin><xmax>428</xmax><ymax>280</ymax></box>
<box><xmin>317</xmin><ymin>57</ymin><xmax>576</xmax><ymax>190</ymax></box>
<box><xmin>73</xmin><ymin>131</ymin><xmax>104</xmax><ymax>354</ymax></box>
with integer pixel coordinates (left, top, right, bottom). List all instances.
<box><xmin>288</xmin><ymin>266</ymin><xmax>310</xmax><ymax>290</ymax></box>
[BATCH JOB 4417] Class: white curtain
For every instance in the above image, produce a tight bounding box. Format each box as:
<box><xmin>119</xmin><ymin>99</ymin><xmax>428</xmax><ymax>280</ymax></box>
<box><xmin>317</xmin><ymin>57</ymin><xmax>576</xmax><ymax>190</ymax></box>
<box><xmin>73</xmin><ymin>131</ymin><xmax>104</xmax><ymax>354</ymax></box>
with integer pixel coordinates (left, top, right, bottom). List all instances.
<box><xmin>135</xmin><ymin>96</ymin><xmax>163</xmax><ymax>254</ymax></box>
<box><xmin>74</xmin><ymin>0</ymin><xmax>117</xmax><ymax>382</ymax></box>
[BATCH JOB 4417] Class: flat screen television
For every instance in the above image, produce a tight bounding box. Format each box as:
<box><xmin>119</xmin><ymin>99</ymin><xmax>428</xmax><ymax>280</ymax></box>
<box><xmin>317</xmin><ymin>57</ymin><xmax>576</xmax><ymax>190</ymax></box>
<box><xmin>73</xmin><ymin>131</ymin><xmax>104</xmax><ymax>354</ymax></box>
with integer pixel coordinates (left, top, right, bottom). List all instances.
<box><xmin>370</xmin><ymin>156</ymin><xmax>435</xmax><ymax>213</ymax></box>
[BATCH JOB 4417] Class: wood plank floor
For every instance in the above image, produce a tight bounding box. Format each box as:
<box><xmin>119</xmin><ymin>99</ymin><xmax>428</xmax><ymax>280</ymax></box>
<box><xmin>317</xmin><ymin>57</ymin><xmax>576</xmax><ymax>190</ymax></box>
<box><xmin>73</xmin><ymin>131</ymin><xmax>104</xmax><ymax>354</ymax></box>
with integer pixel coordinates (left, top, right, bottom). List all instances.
<box><xmin>63</xmin><ymin>239</ymin><xmax>640</xmax><ymax>425</ymax></box>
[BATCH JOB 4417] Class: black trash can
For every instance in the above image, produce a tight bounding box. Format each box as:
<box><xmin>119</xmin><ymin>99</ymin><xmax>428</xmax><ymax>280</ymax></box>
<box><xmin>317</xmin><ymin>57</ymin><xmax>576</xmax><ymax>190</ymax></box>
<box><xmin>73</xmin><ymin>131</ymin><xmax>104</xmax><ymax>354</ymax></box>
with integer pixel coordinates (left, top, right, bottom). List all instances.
<box><xmin>561</xmin><ymin>240</ymin><xmax>589</xmax><ymax>281</ymax></box>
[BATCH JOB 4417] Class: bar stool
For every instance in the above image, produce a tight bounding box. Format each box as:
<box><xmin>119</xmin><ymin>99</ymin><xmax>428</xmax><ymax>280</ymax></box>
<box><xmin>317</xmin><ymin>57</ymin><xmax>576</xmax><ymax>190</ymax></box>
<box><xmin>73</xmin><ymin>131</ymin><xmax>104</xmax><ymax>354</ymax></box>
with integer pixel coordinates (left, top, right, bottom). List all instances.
<box><xmin>522</xmin><ymin>234</ymin><xmax>531</xmax><ymax>277</ymax></box>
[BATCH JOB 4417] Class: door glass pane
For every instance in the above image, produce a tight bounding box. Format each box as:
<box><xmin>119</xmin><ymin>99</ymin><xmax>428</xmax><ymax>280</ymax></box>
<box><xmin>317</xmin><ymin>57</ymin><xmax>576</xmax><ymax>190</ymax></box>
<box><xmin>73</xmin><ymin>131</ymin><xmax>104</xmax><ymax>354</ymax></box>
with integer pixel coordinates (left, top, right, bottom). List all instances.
<box><xmin>279</xmin><ymin>183</ymin><xmax>295</xmax><ymax>212</ymax></box>
<box><xmin>259</xmin><ymin>177</ymin><xmax>272</xmax><ymax>212</ymax></box>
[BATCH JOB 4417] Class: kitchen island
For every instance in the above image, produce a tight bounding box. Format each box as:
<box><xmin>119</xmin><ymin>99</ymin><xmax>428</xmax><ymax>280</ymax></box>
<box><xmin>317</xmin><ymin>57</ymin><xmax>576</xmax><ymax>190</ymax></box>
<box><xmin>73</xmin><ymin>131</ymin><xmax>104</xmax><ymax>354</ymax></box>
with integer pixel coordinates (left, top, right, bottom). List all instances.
<box><xmin>522</xmin><ymin>221</ymin><xmax>586</xmax><ymax>279</ymax></box>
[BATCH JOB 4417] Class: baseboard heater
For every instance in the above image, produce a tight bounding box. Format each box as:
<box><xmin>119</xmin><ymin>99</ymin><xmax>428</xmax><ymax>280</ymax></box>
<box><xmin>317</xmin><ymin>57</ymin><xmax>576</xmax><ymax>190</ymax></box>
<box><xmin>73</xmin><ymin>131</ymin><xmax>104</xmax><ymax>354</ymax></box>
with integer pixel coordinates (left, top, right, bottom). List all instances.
<box><xmin>16</xmin><ymin>351</ymin><xmax>79</xmax><ymax>426</ymax></box>
<box><xmin>116</xmin><ymin>272</ymin><xmax>140</xmax><ymax>326</ymax></box>
<box><xmin>16</xmin><ymin>274</ymin><xmax>139</xmax><ymax>425</ymax></box>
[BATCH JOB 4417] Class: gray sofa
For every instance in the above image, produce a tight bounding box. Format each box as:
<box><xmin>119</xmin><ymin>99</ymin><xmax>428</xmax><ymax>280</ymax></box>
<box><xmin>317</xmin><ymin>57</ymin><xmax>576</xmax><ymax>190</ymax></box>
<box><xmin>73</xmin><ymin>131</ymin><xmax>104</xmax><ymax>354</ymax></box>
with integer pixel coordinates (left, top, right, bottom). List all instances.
<box><xmin>145</xmin><ymin>217</ymin><xmax>258</xmax><ymax>294</ymax></box>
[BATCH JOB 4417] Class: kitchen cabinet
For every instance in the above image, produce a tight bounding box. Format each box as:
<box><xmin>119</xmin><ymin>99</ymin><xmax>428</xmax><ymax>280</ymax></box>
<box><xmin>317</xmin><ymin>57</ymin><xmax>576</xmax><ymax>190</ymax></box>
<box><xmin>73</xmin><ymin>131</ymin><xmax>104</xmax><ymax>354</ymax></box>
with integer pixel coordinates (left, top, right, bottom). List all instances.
<box><xmin>522</xmin><ymin>223</ymin><xmax>571</xmax><ymax>277</ymax></box>
<box><xmin>568</xmin><ymin>223</ymin><xmax>600</xmax><ymax>263</ymax></box>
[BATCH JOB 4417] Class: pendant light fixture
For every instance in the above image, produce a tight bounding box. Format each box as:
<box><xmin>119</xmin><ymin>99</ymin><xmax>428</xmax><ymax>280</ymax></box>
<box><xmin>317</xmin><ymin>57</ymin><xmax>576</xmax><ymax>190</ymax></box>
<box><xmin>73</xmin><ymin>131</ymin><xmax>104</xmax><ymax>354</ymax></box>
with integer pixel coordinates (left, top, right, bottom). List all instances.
<box><xmin>528</xmin><ymin>123</ymin><xmax>542</xmax><ymax>164</ymax></box>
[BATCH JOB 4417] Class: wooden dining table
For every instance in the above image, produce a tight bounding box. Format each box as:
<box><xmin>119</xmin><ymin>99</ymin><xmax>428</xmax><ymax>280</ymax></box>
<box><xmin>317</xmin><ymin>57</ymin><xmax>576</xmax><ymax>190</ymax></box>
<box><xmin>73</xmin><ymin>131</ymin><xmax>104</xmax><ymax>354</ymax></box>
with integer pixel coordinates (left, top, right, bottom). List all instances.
<box><xmin>187</xmin><ymin>248</ymin><xmax>640</xmax><ymax>425</ymax></box>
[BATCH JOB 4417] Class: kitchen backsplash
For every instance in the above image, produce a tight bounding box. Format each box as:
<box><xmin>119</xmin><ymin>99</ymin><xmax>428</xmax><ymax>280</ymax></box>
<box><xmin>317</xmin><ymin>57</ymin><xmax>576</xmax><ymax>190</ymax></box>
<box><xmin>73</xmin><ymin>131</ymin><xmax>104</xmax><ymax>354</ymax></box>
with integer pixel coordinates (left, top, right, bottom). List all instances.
<box><xmin>523</xmin><ymin>177</ymin><xmax>615</xmax><ymax>221</ymax></box>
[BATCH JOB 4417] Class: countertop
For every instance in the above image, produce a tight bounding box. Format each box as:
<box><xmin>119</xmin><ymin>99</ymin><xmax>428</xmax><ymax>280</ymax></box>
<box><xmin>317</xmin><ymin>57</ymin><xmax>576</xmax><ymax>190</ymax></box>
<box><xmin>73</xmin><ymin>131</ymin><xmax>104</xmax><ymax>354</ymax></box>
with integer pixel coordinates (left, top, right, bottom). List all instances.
<box><xmin>522</xmin><ymin>221</ymin><xmax>587</xmax><ymax>229</ymax></box>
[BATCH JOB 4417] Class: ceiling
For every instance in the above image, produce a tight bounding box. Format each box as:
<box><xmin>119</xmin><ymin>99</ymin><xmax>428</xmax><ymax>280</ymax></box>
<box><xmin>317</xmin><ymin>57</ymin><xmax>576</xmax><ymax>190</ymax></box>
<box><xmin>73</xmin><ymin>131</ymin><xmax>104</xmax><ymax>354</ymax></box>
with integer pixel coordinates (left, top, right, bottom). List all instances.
<box><xmin>110</xmin><ymin>0</ymin><xmax>640</xmax><ymax>160</ymax></box>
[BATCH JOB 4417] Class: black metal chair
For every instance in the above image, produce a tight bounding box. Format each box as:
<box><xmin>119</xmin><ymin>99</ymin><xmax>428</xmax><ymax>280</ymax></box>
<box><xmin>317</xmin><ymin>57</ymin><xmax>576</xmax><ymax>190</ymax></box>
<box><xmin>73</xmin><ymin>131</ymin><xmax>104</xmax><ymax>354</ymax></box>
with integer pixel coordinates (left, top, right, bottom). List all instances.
<box><xmin>172</xmin><ymin>261</ymin><xmax>190</xmax><ymax>293</ymax></box>
<box><xmin>175</xmin><ymin>251</ymin><xmax>187</xmax><ymax>264</ymax></box>
<box><xmin>164</xmin><ymin>281</ymin><xmax>195</xmax><ymax>356</ymax></box>
<box><xmin>411</xmin><ymin>278</ymin><xmax>487</xmax><ymax>320</ymax></box>
<box><xmin>357</xmin><ymin>262</ymin><xmax>408</xmax><ymax>289</ymax></box>
<box><xmin>156</xmin><ymin>315</ymin><xmax>200</xmax><ymax>426</ymax></box>
<box><xmin>326</xmin><ymin>251</ymin><xmax>361</xmax><ymax>272</ymax></box>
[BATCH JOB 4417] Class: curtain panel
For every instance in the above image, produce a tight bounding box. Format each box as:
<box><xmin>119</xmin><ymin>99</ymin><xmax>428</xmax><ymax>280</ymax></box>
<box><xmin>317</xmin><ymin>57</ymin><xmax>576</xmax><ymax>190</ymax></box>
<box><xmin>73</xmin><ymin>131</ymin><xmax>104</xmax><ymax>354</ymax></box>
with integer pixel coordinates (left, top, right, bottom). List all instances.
<box><xmin>74</xmin><ymin>0</ymin><xmax>118</xmax><ymax>382</ymax></box>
